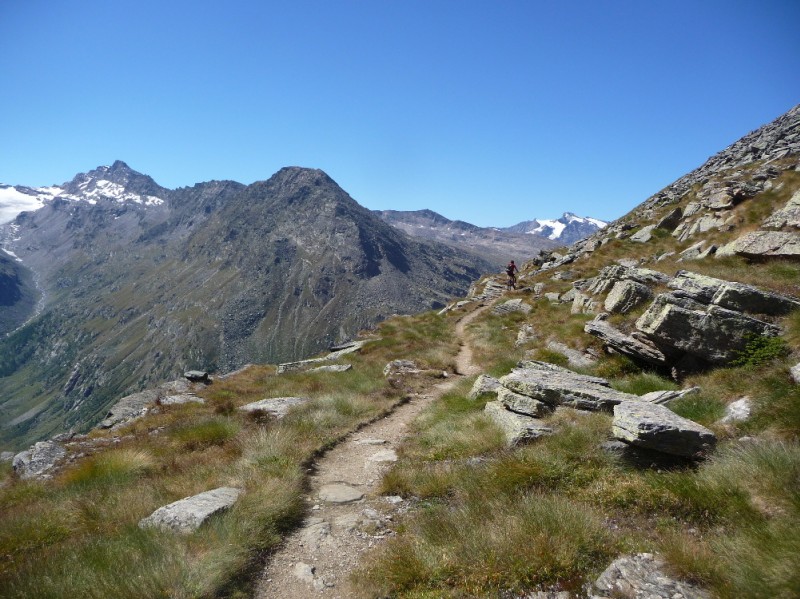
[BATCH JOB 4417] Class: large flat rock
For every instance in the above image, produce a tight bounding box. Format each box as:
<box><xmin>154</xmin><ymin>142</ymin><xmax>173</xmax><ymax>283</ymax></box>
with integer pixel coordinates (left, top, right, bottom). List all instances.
<box><xmin>613</xmin><ymin>401</ymin><xmax>716</xmax><ymax>458</ymax></box>
<box><xmin>139</xmin><ymin>487</ymin><xmax>242</xmax><ymax>533</ymax></box>
<box><xmin>717</xmin><ymin>230</ymin><xmax>800</xmax><ymax>258</ymax></box>
<box><xmin>499</xmin><ymin>360</ymin><xmax>640</xmax><ymax>410</ymax></box>
<box><xmin>584</xmin><ymin>317</ymin><xmax>668</xmax><ymax>366</ymax></box>
<box><xmin>238</xmin><ymin>397</ymin><xmax>309</xmax><ymax>418</ymax></box>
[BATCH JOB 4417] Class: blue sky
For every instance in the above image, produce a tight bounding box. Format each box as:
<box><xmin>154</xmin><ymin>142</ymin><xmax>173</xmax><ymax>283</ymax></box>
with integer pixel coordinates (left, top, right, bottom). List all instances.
<box><xmin>1</xmin><ymin>0</ymin><xmax>798</xmax><ymax>227</ymax></box>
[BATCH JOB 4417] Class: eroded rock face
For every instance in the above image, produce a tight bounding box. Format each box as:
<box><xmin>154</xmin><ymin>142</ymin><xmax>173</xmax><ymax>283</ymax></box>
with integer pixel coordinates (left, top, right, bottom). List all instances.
<box><xmin>612</xmin><ymin>401</ymin><xmax>716</xmax><ymax>458</ymax></box>
<box><xmin>138</xmin><ymin>487</ymin><xmax>242</xmax><ymax>533</ymax></box>
<box><xmin>636</xmin><ymin>293</ymin><xmax>780</xmax><ymax>365</ymax></box>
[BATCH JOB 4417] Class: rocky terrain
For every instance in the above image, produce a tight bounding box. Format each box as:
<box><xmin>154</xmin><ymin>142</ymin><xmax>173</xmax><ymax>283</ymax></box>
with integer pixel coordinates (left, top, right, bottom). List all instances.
<box><xmin>0</xmin><ymin>164</ymin><xmax>493</xmax><ymax>450</ymax></box>
<box><xmin>1</xmin><ymin>104</ymin><xmax>799</xmax><ymax>599</ymax></box>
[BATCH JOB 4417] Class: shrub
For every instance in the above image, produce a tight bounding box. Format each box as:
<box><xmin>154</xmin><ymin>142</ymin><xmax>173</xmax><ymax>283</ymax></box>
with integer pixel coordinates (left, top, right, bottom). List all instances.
<box><xmin>729</xmin><ymin>334</ymin><xmax>790</xmax><ymax>368</ymax></box>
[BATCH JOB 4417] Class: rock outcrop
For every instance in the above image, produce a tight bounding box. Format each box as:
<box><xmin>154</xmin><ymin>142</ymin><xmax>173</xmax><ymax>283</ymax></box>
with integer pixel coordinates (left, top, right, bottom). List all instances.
<box><xmin>483</xmin><ymin>400</ymin><xmax>553</xmax><ymax>447</ymax></box>
<box><xmin>613</xmin><ymin>401</ymin><xmax>716</xmax><ymax>458</ymax></box>
<box><xmin>238</xmin><ymin>397</ymin><xmax>310</xmax><ymax>419</ymax></box>
<box><xmin>12</xmin><ymin>440</ymin><xmax>66</xmax><ymax>480</ymax></box>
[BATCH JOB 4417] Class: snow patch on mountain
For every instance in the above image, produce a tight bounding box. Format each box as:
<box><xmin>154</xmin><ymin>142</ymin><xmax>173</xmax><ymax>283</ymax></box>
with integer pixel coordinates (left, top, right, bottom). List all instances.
<box><xmin>0</xmin><ymin>186</ymin><xmax>58</xmax><ymax>225</ymax></box>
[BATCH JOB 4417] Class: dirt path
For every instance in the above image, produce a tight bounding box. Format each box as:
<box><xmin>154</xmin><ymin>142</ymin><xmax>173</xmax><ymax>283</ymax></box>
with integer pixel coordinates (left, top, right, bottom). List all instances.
<box><xmin>255</xmin><ymin>305</ymin><xmax>486</xmax><ymax>598</ymax></box>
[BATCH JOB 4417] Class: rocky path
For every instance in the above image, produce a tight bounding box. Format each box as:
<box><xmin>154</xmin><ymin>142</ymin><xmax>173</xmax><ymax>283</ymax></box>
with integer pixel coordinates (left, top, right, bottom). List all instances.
<box><xmin>255</xmin><ymin>306</ymin><xmax>485</xmax><ymax>599</ymax></box>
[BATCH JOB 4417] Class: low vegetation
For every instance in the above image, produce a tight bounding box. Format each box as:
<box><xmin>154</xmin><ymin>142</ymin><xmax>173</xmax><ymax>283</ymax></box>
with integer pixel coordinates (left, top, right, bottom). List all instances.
<box><xmin>2</xmin><ymin>161</ymin><xmax>799</xmax><ymax>597</ymax></box>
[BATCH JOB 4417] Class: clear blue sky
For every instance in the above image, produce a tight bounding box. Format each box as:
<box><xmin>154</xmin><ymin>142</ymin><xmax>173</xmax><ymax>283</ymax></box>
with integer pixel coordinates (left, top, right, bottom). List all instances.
<box><xmin>1</xmin><ymin>0</ymin><xmax>798</xmax><ymax>227</ymax></box>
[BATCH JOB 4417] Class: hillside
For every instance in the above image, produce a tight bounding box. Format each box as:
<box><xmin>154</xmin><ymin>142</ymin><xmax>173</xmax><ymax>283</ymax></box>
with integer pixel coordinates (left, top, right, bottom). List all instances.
<box><xmin>0</xmin><ymin>165</ymin><xmax>493</xmax><ymax>450</ymax></box>
<box><xmin>1</xmin><ymin>104</ymin><xmax>799</xmax><ymax>598</ymax></box>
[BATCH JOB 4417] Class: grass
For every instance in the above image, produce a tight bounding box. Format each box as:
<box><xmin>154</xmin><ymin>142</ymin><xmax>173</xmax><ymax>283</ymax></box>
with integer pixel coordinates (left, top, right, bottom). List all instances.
<box><xmin>0</xmin><ymin>330</ymin><xmax>420</xmax><ymax>598</ymax></box>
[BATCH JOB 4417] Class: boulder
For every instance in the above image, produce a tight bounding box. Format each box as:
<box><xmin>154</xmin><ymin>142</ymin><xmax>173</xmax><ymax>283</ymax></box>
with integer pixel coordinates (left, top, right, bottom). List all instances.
<box><xmin>499</xmin><ymin>361</ymin><xmax>640</xmax><ymax>410</ymax></box>
<box><xmin>383</xmin><ymin>360</ymin><xmax>420</xmax><ymax>377</ymax></box>
<box><xmin>493</xmin><ymin>298</ymin><xmax>532</xmax><ymax>315</ymax></box>
<box><xmin>678</xmin><ymin>241</ymin><xmax>705</xmax><ymax>260</ymax></box>
<box><xmin>97</xmin><ymin>389</ymin><xmax>158</xmax><ymax>429</ymax></box>
<box><xmin>238</xmin><ymin>397</ymin><xmax>309</xmax><ymax>419</ymax></box>
<box><xmin>630</xmin><ymin>224</ymin><xmax>656</xmax><ymax>243</ymax></box>
<box><xmin>668</xmin><ymin>270</ymin><xmax>800</xmax><ymax>315</ymax></box>
<box><xmin>184</xmin><ymin>370</ymin><xmax>210</xmax><ymax>383</ymax></box>
<box><xmin>591</xmin><ymin>553</ymin><xmax>710</xmax><ymax>599</ymax></box>
<box><xmin>468</xmin><ymin>374</ymin><xmax>502</xmax><ymax>399</ymax></box>
<box><xmin>586</xmin><ymin>265</ymin><xmax>670</xmax><ymax>295</ymax></box>
<box><xmin>612</xmin><ymin>401</ymin><xmax>716</xmax><ymax>458</ymax></box>
<box><xmin>636</xmin><ymin>293</ymin><xmax>781</xmax><ymax>364</ymax></box>
<box><xmin>544</xmin><ymin>292</ymin><xmax>561</xmax><ymax>303</ymax></box>
<box><xmin>571</xmin><ymin>292</ymin><xmax>598</xmax><ymax>314</ymax></box>
<box><xmin>498</xmin><ymin>387</ymin><xmax>551</xmax><ymax>418</ymax></box>
<box><xmin>584</xmin><ymin>317</ymin><xmax>669</xmax><ymax>366</ymax></box>
<box><xmin>655</xmin><ymin>207</ymin><xmax>683</xmax><ymax>230</ymax></box>
<box><xmin>603</xmin><ymin>280</ymin><xmax>652</xmax><ymax>314</ymax></box>
<box><xmin>716</xmin><ymin>230</ymin><xmax>800</xmax><ymax>259</ymax></box>
<box><xmin>483</xmin><ymin>401</ymin><xmax>553</xmax><ymax>447</ymax></box>
<box><xmin>138</xmin><ymin>487</ymin><xmax>242</xmax><ymax>533</ymax></box>
<box><xmin>12</xmin><ymin>441</ymin><xmax>67</xmax><ymax>480</ymax></box>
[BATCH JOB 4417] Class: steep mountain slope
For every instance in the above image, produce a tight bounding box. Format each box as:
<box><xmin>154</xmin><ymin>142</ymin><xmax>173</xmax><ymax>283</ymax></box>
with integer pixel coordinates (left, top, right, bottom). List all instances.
<box><xmin>374</xmin><ymin>208</ymin><xmax>559</xmax><ymax>270</ymax></box>
<box><xmin>0</xmin><ymin>165</ymin><xmax>492</xmax><ymax>449</ymax></box>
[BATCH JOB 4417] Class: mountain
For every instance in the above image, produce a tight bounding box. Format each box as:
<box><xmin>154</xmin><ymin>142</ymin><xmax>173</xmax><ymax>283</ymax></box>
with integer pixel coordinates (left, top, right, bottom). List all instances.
<box><xmin>0</xmin><ymin>164</ymin><xmax>493</xmax><ymax>449</ymax></box>
<box><xmin>503</xmin><ymin>212</ymin><xmax>607</xmax><ymax>244</ymax></box>
<box><xmin>374</xmin><ymin>209</ymin><xmax>606</xmax><ymax>271</ymax></box>
<box><xmin>3</xmin><ymin>106</ymin><xmax>799</xmax><ymax>599</ymax></box>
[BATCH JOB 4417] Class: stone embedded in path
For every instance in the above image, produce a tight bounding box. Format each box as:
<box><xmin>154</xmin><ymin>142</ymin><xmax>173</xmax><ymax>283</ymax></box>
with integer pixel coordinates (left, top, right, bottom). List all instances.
<box><xmin>318</xmin><ymin>483</ymin><xmax>364</xmax><ymax>504</ymax></box>
<box><xmin>367</xmin><ymin>449</ymin><xmax>398</xmax><ymax>463</ymax></box>
<box><xmin>484</xmin><ymin>400</ymin><xmax>553</xmax><ymax>447</ymax></box>
<box><xmin>138</xmin><ymin>487</ymin><xmax>242</xmax><ymax>533</ymax></box>
<box><xmin>591</xmin><ymin>553</ymin><xmax>710</xmax><ymax>599</ymax></box>
<box><xmin>12</xmin><ymin>440</ymin><xmax>67</xmax><ymax>480</ymax></box>
<box><xmin>238</xmin><ymin>397</ymin><xmax>309</xmax><ymax>419</ymax></box>
<box><xmin>500</xmin><ymin>360</ymin><xmax>640</xmax><ymax>410</ymax></box>
<box><xmin>354</xmin><ymin>437</ymin><xmax>386</xmax><ymax>445</ymax></box>
<box><xmin>613</xmin><ymin>401</ymin><xmax>716</xmax><ymax>458</ymax></box>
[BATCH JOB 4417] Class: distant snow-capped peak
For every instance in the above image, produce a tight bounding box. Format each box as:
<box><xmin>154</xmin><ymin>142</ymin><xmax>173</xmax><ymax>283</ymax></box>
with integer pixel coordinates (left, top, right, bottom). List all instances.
<box><xmin>0</xmin><ymin>164</ymin><xmax>165</xmax><ymax>225</ymax></box>
<box><xmin>525</xmin><ymin>212</ymin><xmax>607</xmax><ymax>240</ymax></box>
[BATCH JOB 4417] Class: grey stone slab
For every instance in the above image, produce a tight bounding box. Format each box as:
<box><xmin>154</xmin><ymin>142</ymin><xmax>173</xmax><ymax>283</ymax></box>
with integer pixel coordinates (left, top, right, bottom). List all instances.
<box><xmin>139</xmin><ymin>487</ymin><xmax>242</xmax><ymax>533</ymax></box>
<box><xmin>498</xmin><ymin>387</ymin><xmax>551</xmax><ymax>417</ymax></box>
<box><xmin>12</xmin><ymin>441</ymin><xmax>66</xmax><ymax>480</ymax></box>
<box><xmin>468</xmin><ymin>374</ymin><xmax>502</xmax><ymax>399</ymax></box>
<box><xmin>591</xmin><ymin>553</ymin><xmax>710</xmax><ymax>599</ymax></box>
<box><xmin>613</xmin><ymin>401</ymin><xmax>716</xmax><ymax>458</ymax></box>
<box><xmin>484</xmin><ymin>401</ymin><xmax>553</xmax><ymax>447</ymax></box>
<box><xmin>238</xmin><ymin>397</ymin><xmax>309</xmax><ymax>418</ymax></box>
<box><xmin>318</xmin><ymin>483</ymin><xmax>364</xmax><ymax>504</ymax></box>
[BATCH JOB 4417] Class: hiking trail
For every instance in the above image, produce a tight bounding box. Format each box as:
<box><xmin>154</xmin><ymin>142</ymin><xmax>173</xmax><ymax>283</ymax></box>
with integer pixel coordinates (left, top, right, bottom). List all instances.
<box><xmin>255</xmin><ymin>304</ymin><xmax>487</xmax><ymax>598</ymax></box>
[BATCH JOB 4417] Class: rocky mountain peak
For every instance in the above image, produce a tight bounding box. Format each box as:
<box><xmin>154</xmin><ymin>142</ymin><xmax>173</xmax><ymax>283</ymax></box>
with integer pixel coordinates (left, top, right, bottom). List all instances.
<box><xmin>59</xmin><ymin>160</ymin><xmax>168</xmax><ymax>205</ymax></box>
